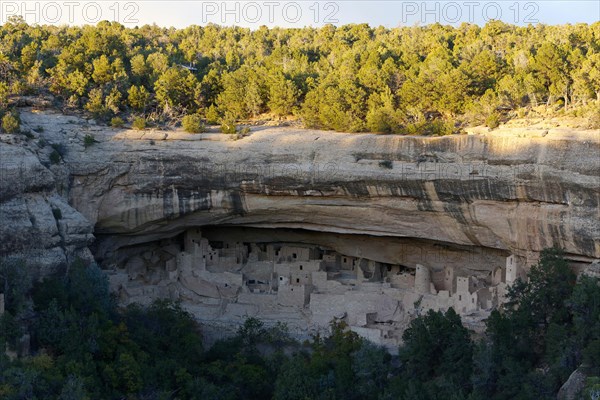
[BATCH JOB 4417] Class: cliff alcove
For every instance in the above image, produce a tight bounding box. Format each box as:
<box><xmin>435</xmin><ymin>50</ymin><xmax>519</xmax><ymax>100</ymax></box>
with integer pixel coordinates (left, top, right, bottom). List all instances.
<box><xmin>2</xmin><ymin>107</ymin><xmax>598</xmax><ymax>347</ymax></box>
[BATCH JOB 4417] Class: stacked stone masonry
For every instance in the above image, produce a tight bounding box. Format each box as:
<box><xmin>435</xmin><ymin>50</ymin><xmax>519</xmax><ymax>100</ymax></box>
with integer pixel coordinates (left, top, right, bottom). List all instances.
<box><xmin>108</xmin><ymin>229</ymin><xmax>527</xmax><ymax>352</ymax></box>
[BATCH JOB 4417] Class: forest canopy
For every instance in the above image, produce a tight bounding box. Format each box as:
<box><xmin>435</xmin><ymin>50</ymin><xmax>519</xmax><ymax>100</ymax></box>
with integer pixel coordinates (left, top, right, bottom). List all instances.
<box><xmin>1</xmin><ymin>17</ymin><xmax>599</xmax><ymax>133</ymax></box>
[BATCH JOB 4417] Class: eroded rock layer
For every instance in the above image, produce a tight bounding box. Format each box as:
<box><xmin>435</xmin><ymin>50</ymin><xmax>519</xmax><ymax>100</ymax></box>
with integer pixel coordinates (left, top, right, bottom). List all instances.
<box><xmin>54</xmin><ymin>110</ymin><xmax>598</xmax><ymax>263</ymax></box>
<box><xmin>0</xmin><ymin>131</ymin><xmax>94</xmax><ymax>276</ymax></box>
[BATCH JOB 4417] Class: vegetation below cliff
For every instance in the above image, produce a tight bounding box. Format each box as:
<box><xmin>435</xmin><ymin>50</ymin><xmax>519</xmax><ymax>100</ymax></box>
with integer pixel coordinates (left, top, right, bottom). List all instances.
<box><xmin>0</xmin><ymin>249</ymin><xmax>598</xmax><ymax>399</ymax></box>
<box><xmin>0</xmin><ymin>18</ymin><xmax>599</xmax><ymax>135</ymax></box>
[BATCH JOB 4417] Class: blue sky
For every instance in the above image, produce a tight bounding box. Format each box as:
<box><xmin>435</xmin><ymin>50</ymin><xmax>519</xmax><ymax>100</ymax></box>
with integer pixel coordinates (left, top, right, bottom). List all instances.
<box><xmin>1</xmin><ymin>1</ymin><xmax>599</xmax><ymax>27</ymax></box>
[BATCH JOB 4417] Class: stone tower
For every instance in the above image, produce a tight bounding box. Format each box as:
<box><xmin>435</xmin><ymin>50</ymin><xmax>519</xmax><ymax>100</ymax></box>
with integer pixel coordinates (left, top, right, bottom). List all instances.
<box><xmin>505</xmin><ymin>255</ymin><xmax>519</xmax><ymax>285</ymax></box>
<box><xmin>415</xmin><ymin>264</ymin><xmax>431</xmax><ymax>294</ymax></box>
<box><xmin>443</xmin><ymin>265</ymin><xmax>454</xmax><ymax>293</ymax></box>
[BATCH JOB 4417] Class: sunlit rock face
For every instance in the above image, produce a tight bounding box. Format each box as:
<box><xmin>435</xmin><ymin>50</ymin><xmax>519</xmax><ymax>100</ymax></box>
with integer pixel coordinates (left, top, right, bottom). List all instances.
<box><xmin>56</xmin><ymin>112</ymin><xmax>598</xmax><ymax>264</ymax></box>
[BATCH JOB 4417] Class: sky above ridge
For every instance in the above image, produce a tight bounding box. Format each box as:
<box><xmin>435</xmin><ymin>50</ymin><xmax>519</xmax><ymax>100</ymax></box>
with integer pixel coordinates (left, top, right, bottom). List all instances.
<box><xmin>1</xmin><ymin>1</ymin><xmax>598</xmax><ymax>28</ymax></box>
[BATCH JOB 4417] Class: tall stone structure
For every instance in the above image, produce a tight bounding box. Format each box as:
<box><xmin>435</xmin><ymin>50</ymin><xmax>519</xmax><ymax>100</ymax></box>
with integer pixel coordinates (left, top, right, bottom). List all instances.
<box><xmin>415</xmin><ymin>264</ymin><xmax>431</xmax><ymax>294</ymax></box>
<box><xmin>443</xmin><ymin>265</ymin><xmax>455</xmax><ymax>293</ymax></box>
<box><xmin>505</xmin><ymin>255</ymin><xmax>520</xmax><ymax>284</ymax></box>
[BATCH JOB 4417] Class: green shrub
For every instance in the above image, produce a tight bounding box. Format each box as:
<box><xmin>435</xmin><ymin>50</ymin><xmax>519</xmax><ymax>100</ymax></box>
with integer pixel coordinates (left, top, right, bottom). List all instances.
<box><xmin>132</xmin><ymin>117</ymin><xmax>146</xmax><ymax>130</ymax></box>
<box><xmin>403</xmin><ymin>120</ymin><xmax>455</xmax><ymax>136</ymax></box>
<box><xmin>85</xmin><ymin>88</ymin><xmax>106</xmax><ymax>117</ymax></box>
<box><xmin>583</xmin><ymin>377</ymin><xmax>600</xmax><ymax>400</ymax></box>
<box><xmin>182</xmin><ymin>113</ymin><xmax>206</xmax><ymax>133</ymax></box>
<box><xmin>366</xmin><ymin>108</ymin><xmax>398</xmax><ymax>133</ymax></box>
<box><xmin>0</xmin><ymin>312</ymin><xmax>21</xmax><ymax>349</ymax></box>
<box><xmin>51</xmin><ymin>143</ymin><xmax>67</xmax><ymax>157</ymax></box>
<box><xmin>433</xmin><ymin>120</ymin><xmax>456</xmax><ymax>136</ymax></box>
<box><xmin>486</xmin><ymin>112</ymin><xmax>500</xmax><ymax>129</ymax></box>
<box><xmin>84</xmin><ymin>134</ymin><xmax>96</xmax><ymax>148</ymax></box>
<box><xmin>379</xmin><ymin>160</ymin><xmax>393</xmax><ymax>169</ymax></box>
<box><xmin>49</xmin><ymin>150</ymin><xmax>61</xmax><ymax>164</ymax></box>
<box><xmin>0</xmin><ymin>259</ymin><xmax>31</xmax><ymax>316</ymax></box>
<box><xmin>205</xmin><ymin>104</ymin><xmax>220</xmax><ymax>125</ymax></box>
<box><xmin>49</xmin><ymin>143</ymin><xmax>67</xmax><ymax>164</ymax></box>
<box><xmin>22</xmin><ymin>130</ymin><xmax>34</xmax><ymax>139</ymax></box>
<box><xmin>221</xmin><ymin>117</ymin><xmax>237</xmax><ymax>134</ymax></box>
<box><xmin>1</xmin><ymin>112</ymin><xmax>20</xmax><ymax>133</ymax></box>
<box><xmin>0</xmin><ymin>81</ymin><xmax>9</xmax><ymax>110</ymax></box>
<box><xmin>52</xmin><ymin>208</ymin><xmax>62</xmax><ymax>220</ymax></box>
<box><xmin>587</xmin><ymin>106</ymin><xmax>600</xmax><ymax>129</ymax></box>
<box><xmin>239</xmin><ymin>126</ymin><xmax>251</xmax><ymax>135</ymax></box>
<box><xmin>110</xmin><ymin>116</ymin><xmax>125</xmax><ymax>128</ymax></box>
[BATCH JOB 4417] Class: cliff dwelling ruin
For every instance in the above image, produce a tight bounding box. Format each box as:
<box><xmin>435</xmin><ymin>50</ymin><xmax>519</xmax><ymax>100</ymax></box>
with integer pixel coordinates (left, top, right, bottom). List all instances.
<box><xmin>3</xmin><ymin>108</ymin><xmax>598</xmax><ymax>352</ymax></box>
<box><xmin>103</xmin><ymin>226</ymin><xmax>527</xmax><ymax>351</ymax></box>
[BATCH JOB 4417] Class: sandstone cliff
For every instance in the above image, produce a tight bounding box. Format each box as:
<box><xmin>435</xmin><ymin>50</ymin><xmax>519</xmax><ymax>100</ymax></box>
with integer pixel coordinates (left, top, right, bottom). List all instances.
<box><xmin>67</xmin><ymin>118</ymin><xmax>599</xmax><ymax>265</ymax></box>
<box><xmin>2</xmin><ymin>108</ymin><xmax>597</xmax><ymax>271</ymax></box>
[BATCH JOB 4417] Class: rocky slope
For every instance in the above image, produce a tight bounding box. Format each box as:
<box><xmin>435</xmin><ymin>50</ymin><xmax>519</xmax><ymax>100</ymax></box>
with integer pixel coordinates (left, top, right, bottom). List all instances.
<box><xmin>0</xmin><ymin>126</ymin><xmax>94</xmax><ymax>277</ymax></box>
<box><xmin>2</xmin><ymin>107</ymin><xmax>597</xmax><ymax>274</ymax></box>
